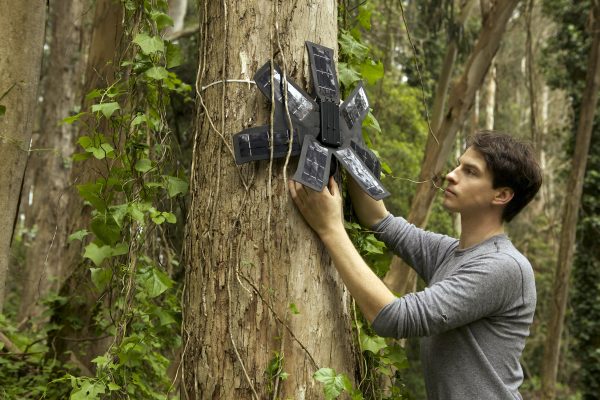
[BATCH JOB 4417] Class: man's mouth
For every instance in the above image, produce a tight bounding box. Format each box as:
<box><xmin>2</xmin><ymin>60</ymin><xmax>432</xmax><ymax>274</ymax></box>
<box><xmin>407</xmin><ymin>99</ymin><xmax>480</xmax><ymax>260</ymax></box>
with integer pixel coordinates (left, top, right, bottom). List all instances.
<box><xmin>444</xmin><ymin>187</ymin><xmax>456</xmax><ymax>196</ymax></box>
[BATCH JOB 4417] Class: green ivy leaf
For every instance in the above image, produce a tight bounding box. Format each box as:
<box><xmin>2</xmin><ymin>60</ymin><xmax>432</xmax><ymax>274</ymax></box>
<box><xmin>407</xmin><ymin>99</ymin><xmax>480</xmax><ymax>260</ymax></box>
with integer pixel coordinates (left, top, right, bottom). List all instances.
<box><xmin>135</xmin><ymin>158</ymin><xmax>152</xmax><ymax>172</ymax></box>
<box><xmin>338</xmin><ymin>62</ymin><xmax>361</xmax><ymax>87</ymax></box>
<box><xmin>90</xmin><ymin>267</ymin><xmax>113</xmax><ymax>292</ymax></box>
<box><xmin>360</xmin><ymin>60</ymin><xmax>384</xmax><ymax>85</ymax></box>
<box><xmin>313</xmin><ymin>368</ymin><xmax>346</xmax><ymax>400</ymax></box>
<box><xmin>166</xmin><ymin>42</ymin><xmax>183</xmax><ymax>69</ymax></box>
<box><xmin>165</xmin><ymin>176</ymin><xmax>189</xmax><ymax>197</ymax></box>
<box><xmin>362</xmin><ymin>111</ymin><xmax>381</xmax><ymax>135</ymax></box>
<box><xmin>84</xmin><ymin>243</ymin><xmax>113</xmax><ymax>266</ymax></box>
<box><xmin>78</xmin><ymin>136</ymin><xmax>93</xmax><ymax>150</ymax></box>
<box><xmin>61</xmin><ymin>112</ymin><xmax>87</xmax><ymax>125</ymax></box>
<box><xmin>145</xmin><ymin>66</ymin><xmax>169</xmax><ymax>81</ymax></box>
<box><xmin>77</xmin><ymin>182</ymin><xmax>106</xmax><ymax>212</ymax></box>
<box><xmin>139</xmin><ymin>267</ymin><xmax>173</xmax><ymax>298</ymax></box>
<box><xmin>133</xmin><ymin>33</ymin><xmax>164</xmax><ymax>55</ymax></box>
<box><xmin>107</xmin><ymin>382</ymin><xmax>121</xmax><ymax>391</ymax></box>
<box><xmin>91</xmin><ymin>215</ymin><xmax>121</xmax><ymax>246</ymax></box>
<box><xmin>359</xmin><ymin>332</ymin><xmax>387</xmax><ymax>354</ymax></box>
<box><xmin>91</xmin><ymin>102</ymin><xmax>120</xmax><ymax>118</ymax></box>
<box><xmin>357</xmin><ymin>5</ymin><xmax>372</xmax><ymax>30</ymax></box>
<box><xmin>289</xmin><ymin>303</ymin><xmax>300</xmax><ymax>315</ymax></box>
<box><xmin>151</xmin><ymin>11</ymin><xmax>174</xmax><ymax>30</ymax></box>
<box><xmin>163</xmin><ymin>212</ymin><xmax>177</xmax><ymax>224</ymax></box>
<box><xmin>339</xmin><ymin>30</ymin><xmax>369</xmax><ymax>61</ymax></box>
<box><xmin>70</xmin><ymin>379</ymin><xmax>105</xmax><ymax>400</ymax></box>
<box><xmin>68</xmin><ymin>229</ymin><xmax>89</xmax><ymax>242</ymax></box>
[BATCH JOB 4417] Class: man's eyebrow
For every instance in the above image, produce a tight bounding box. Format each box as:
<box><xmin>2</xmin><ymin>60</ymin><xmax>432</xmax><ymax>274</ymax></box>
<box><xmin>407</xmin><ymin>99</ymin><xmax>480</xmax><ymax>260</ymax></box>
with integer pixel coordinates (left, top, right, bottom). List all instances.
<box><xmin>457</xmin><ymin>158</ymin><xmax>482</xmax><ymax>172</ymax></box>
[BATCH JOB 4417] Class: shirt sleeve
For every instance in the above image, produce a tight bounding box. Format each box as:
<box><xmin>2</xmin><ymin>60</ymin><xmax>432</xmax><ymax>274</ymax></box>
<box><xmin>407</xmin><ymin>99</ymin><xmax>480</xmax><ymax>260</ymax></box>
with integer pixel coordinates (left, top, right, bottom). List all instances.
<box><xmin>371</xmin><ymin>254</ymin><xmax>524</xmax><ymax>338</ymax></box>
<box><xmin>372</xmin><ymin>213</ymin><xmax>457</xmax><ymax>283</ymax></box>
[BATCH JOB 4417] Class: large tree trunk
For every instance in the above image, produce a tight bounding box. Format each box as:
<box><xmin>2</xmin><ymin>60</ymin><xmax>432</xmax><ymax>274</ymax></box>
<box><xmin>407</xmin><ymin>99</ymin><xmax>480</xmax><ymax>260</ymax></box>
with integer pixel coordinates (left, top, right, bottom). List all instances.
<box><xmin>384</xmin><ymin>0</ymin><xmax>520</xmax><ymax>293</ymax></box>
<box><xmin>0</xmin><ymin>1</ymin><xmax>47</xmax><ymax>312</ymax></box>
<box><xmin>540</xmin><ymin>2</ymin><xmax>600</xmax><ymax>398</ymax></box>
<box><xmin>182</xmin><ymin>1</ymin><xmax>357</xmax><ymax>399</ymax></box>
<box><xmin>18</xmin><ymin>0</ymin><xmax>88</xmax><ymax>322</ymax></box>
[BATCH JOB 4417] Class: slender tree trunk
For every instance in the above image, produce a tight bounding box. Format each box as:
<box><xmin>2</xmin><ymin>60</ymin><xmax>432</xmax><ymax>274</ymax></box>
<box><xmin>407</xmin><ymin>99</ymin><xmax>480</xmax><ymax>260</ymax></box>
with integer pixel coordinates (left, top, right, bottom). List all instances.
<box><xmin>182</xmin><ymin>1</ymin><xmax>357</xmax><ymax>399</ymax></box>
<box><xmin>482</xmin><ymin>63</ymin><xmax>496</xmax><ymax>130</ymax></box>
<box><xmin>384</xmin><ymin>0</ymin><xmax>520</xmax><ymax>293</ymax></box>
<box><xmin>430</xmin><ymin>0</ymin><xmax>477</xmax><ymax>133</ymax></box>
<box><xmin>541</xmin><ymin>2</ymin><xmax>600</xmax><ymax>398</ymax></box>
<box><xmin>18</xmin><ymin>0</ymin><xmax>88</xmax><ymax>322</ymax></box>
<box><xmin>0</xmin><ymin>1</ymin><xmax>47</xmax><ymax>312</ymax></box>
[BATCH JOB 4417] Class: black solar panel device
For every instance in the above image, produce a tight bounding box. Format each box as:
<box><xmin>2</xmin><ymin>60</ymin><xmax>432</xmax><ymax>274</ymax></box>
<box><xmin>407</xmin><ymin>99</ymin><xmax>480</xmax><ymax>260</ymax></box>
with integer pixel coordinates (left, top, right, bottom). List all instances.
<box><xmin>232</xmin><ymin>41</ymin><xmax>389</xmax><ymax>200</ymax></box>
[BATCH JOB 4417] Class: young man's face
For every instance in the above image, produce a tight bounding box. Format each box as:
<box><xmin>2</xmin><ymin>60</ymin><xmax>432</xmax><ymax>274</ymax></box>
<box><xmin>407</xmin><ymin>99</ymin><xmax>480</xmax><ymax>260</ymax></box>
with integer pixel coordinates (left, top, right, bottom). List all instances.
<box><xmin>442</xmin><ymin>146</ymin><xmax>498</xmax><ymax>216</ymax></box>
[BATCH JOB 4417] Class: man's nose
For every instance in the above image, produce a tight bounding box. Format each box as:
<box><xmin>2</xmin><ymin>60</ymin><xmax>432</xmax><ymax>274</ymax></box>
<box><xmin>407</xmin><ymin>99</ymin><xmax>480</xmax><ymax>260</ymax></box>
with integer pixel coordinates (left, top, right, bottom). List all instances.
<box><xmin>445</xmin><ymin>168</ymin><xmax>457</xmax><ymax>183</ymax></box>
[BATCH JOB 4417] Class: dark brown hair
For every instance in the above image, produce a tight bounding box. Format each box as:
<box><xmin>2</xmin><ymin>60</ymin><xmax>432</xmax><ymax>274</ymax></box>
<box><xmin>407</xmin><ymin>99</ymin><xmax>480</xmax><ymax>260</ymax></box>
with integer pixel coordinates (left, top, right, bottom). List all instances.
<box><xmin>468</xmin><ymin>130</ymin><xmax>543</xmax><ymax>222</ymax></box>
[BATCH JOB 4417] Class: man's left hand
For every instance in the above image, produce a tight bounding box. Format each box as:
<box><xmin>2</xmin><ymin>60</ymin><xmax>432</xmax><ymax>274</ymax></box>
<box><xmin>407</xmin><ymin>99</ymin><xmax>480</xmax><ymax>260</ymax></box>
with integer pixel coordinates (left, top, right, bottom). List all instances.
<box><xmin>288</xmin><ymin>176</ymin><xmax>344</xmax><ymax>238</ymax></box>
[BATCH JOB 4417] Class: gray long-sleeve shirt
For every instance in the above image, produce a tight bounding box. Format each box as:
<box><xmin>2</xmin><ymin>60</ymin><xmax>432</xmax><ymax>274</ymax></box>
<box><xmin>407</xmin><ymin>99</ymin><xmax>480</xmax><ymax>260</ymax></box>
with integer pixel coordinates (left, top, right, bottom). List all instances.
<box><xmin>371</xmin><ymin>214</ymin><xmax>536</xmax><ymax>400</ymax></box>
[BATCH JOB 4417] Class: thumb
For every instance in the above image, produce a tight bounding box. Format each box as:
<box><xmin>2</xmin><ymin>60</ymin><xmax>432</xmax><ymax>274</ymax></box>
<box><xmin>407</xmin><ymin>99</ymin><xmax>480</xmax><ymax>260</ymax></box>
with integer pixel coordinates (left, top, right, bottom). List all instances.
<box><xmin>328</xmin><ymin>176</ymin><xmax>340</xmax><ymax>197</ymax></box>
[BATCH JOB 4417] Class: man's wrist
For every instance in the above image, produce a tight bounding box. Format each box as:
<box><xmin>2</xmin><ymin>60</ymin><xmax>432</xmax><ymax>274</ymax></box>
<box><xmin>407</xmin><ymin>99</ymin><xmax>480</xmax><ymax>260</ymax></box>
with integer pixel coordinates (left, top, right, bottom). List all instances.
<box><xmin>319</xmin><ymin>223</ymin><xmax>348</xmax><ymax>246</ymax></box>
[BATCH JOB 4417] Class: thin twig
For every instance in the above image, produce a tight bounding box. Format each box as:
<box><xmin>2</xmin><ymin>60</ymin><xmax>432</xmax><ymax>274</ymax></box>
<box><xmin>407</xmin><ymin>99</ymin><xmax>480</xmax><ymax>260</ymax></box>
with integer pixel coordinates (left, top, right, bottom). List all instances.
<box><xmin>398</xmin><ymin>1</ymin><xmax>438</xmax><ymax>145</ymax></box>
<box><xmin>240</xmin><ymin>272</ymin><xmax>320</xmax><ymax>371</ymax></box>
<box><xmin>201</xmin><ymin>79</ymin><xmax>255</xmax><ymax>91</ymax></box>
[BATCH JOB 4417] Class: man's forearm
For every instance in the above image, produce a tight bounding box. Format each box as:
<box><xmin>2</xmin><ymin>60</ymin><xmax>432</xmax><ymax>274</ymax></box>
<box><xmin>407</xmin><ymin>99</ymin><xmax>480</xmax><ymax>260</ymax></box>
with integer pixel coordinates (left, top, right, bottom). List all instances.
<box><xmin>320</xmin><ymin>226</ymin><xmax>396</xmax><ymax>323</ymax></box>
<box><xmin>347</xmin><ymin>177</ymin><xmax>389</xmax><ymax>229</ymax></box>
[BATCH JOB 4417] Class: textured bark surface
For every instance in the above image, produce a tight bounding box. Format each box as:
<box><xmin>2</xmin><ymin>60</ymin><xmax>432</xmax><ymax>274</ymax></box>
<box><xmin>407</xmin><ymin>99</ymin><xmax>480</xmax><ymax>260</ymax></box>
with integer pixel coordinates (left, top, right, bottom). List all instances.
<box><xmin>541</xmin><ymin>2</ymin><xmax>600</xmax><ymax>398</ymax></box>
<box><xmin>183</xmin><ymin>1</ymin><xmax>357</xmax><ymax>399</ymax></box>
<box><xmin>0</xmin><ymin>0</ymin><xmax>47</xmax><ymax>311</ymax></box>
<box><xmin>18</xmin><ymin>0</ymin><xmax>88</xmax><ymax>321</ymax></box>
<box><xmin>383</xmin><ymin>0</ymin><xmax>520</xmax><ymax>294</ymax></box>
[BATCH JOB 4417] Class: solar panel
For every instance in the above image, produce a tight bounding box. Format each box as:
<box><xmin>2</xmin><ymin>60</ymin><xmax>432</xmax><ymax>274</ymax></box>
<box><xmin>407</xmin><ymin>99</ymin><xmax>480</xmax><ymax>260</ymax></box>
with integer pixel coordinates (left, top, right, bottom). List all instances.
<box><xmin>306</xmin><ymin>42</ymin><xmax>339</xmax><ymax>102</ymax></box>
<box><xmin>341</xmin><ymin>83</ymin><xmax>369</xmax><ymax>130</ymax></box>
<box><xmin>293</xmin><ymin>136</ymin><xmax>332</xmax><ymax>191</ymax></box>
<box><xmin>333</xmin><ymin>147</ymin><xmax>389</xmax><ymax>200</ymax></box>
<box><xmin>232</xmin><ymin>42</ymin><xmax>389</xmax><ymax>200</ymax></box>
<box><xmin>350</xmin><ymin>140</ymin><xmax>381</xmax><ymax>178</ymax></box>
<box><xmin>253</xmin><ymin>63</ymin><xmax>317</xmax><ymax>123</ymax></box>
<box><xmin>233</xmin><ymin>126</ymin><xmax>301</xmax><ymax>164</ymax></box>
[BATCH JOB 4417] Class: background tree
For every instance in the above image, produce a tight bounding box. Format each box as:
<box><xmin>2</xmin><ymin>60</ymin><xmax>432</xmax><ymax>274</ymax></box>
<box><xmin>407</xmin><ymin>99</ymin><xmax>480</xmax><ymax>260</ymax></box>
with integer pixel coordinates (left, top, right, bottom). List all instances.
<box><xmin>17</xmin><ymin>0</ymin><xmax>90</xmax><ymax>322</ymax></box>
<box><xmin>541</xmin><ymin>0</ymin><xmax>600</xmax><ymax>398</ymax></box>
<box><xmin>384</xmin><ymin>0</ymin><xmax>521</xmax><ymax>294</ymax></box>
<box><xmin>0</xmin><ymin>0</ymin><xmax>47</xmax><ymax>312</ymax></box>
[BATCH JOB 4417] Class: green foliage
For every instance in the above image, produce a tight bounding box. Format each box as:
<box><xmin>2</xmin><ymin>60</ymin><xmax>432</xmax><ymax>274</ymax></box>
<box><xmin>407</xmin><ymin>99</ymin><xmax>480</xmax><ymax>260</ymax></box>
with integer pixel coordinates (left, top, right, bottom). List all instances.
<box><xmin>0</xmin><ymin>0</ymin><xmax>190</xmax><ymax>399</ymax></box>
<box><xmin>314</xmin><ymin>368</ymin><xmax>364</xmax><ymax>400</ymax></box>
<box><xmin>265</xmin><ymin>352</ymin><xmax>290</xmax><ymax>395</ymax></box>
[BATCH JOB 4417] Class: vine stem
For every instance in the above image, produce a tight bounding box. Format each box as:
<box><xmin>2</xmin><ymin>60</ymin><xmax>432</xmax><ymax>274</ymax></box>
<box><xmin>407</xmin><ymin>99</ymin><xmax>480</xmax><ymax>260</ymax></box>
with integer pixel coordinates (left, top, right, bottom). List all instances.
<box><xmin>398</xmin><ymin>0</ymin><xmax>439</xmax><ymax>146</ymax></box>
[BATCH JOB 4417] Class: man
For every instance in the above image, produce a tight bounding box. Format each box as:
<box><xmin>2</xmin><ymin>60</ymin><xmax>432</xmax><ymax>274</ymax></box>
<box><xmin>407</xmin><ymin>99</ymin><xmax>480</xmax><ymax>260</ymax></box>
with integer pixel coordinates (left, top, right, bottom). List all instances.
<box><xmin>288</xmin><ymin>131</ymin><xmax>542</xmax><ymax>399</ymax></box>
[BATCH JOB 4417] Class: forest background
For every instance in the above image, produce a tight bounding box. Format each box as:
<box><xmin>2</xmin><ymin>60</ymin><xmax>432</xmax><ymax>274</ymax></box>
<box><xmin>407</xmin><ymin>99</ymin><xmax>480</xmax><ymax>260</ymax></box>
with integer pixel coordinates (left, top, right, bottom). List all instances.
<box><xmin>0</xmin><ymin>0</ymin><xmax>599</xmax><ymax>399</ymax></box>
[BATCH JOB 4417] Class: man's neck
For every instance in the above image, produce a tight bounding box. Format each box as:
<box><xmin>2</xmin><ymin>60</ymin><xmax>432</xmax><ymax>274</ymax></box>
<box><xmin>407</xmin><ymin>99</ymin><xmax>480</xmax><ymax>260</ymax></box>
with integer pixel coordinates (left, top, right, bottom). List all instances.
<box><xmin>458</xmin><ymin>212</ymin><xmax>505</xmax><ymax>250</ymax></box>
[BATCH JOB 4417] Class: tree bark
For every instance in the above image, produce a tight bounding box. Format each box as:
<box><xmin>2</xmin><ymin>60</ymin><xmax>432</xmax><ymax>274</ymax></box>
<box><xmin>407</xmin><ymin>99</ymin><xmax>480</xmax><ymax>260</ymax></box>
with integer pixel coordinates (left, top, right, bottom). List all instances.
<box><xmin>182</xmin><ymin>1</ymin><xmax>357</xmax><ymax>399</ymax></box>
<box><xmin>0</xmin><ymin>0</ymin><xmax>47</xmax><ymax>312</ymax></box>
<box><xmin>384</xmin><ymin>0</ymin><xmax>520</xmax><ymax>294</ymax></box>
<box><xmin>541</xmin><ymin>2</ymin><xmax>600</xmax><ymax>398</ymax></box>
<box><xmin>17</xmin><ymin>0</ymin><xmax>88</xmax><ymax>321</ymax></box>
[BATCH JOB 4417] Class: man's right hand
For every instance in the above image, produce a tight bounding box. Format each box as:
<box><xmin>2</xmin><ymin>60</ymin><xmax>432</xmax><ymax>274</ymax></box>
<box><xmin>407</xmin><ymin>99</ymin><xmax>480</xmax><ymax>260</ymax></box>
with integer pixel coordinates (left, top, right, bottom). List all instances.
<box><xmin>347</xmin><ymin>176</ymin><xmax>389</xmax><ymax>229</ymax></box>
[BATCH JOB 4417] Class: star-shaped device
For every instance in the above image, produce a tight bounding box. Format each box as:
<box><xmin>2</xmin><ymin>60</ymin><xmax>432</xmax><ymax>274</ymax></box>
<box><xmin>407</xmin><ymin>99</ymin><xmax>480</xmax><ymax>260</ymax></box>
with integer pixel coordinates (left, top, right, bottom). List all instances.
<box><xmin>232</xmin><ymin>41</ymin><xmax>389</xmax><ymax>200</ymax></box>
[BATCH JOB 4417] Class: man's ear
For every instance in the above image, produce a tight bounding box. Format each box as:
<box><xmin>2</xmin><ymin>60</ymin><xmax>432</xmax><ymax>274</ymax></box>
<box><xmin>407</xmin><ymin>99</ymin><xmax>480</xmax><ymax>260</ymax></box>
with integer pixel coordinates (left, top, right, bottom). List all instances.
<box><xmin>492</xmin><ymin>187</ymin><xmax>514</xmax><ymax>206</ymax></box>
